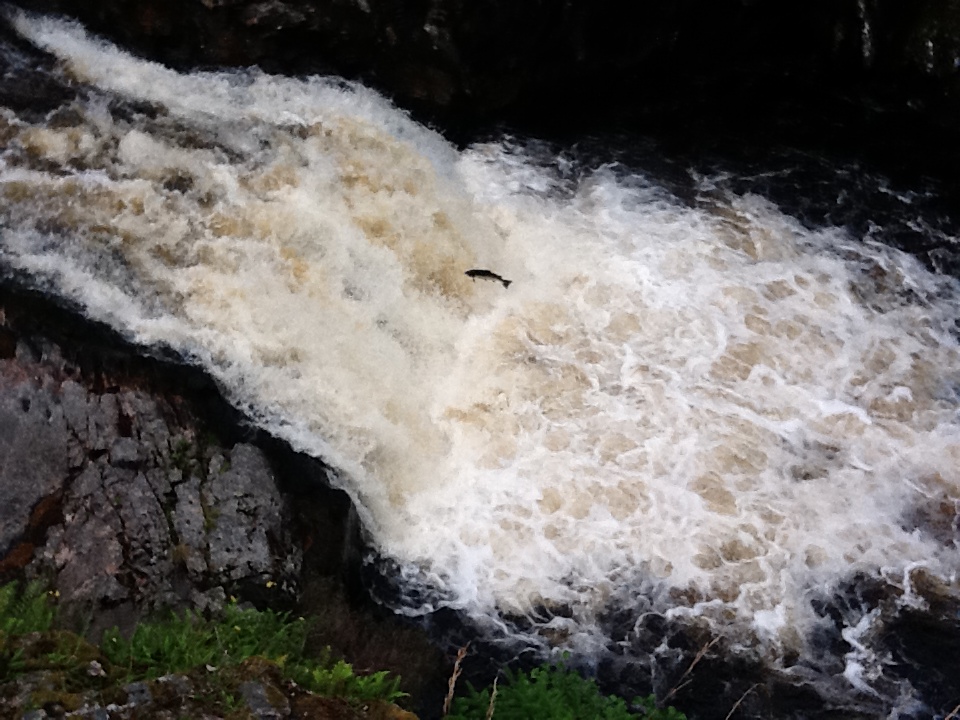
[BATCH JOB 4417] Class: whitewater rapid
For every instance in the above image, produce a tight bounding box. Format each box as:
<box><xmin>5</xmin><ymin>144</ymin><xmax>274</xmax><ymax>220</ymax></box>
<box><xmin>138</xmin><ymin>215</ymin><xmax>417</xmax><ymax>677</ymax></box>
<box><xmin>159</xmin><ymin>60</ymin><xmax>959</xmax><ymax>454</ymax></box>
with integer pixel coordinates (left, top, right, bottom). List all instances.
<box><xmin>3</xmin><ymin>11</ymin><xmax>960</xmax><ymax>702</ymax></box>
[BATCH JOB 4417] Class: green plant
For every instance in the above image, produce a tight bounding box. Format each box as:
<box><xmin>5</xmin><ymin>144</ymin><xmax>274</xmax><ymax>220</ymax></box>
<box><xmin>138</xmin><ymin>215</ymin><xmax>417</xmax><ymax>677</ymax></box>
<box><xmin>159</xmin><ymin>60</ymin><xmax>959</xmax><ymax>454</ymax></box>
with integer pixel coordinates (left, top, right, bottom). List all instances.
<box><xmin>102</xmin><ymin>614</ymin><xmax>214</xmax><ymax>679</ymax></box>
<box><xmin>200</xmin><ymin>685</ymin><xmax>244</xmax><ymax>713</ymax></box>
<box><xmin>0</xmin><ymin>584</ymin><xmax>407</xmax><ymax>709</ymax></box>
<box><xmin>0</xmin><ymin>582</ymin><xmax>57</xmax><ymax>635</ymax></box>
<box><xmin>216</xmin><ymin>602</ymin><xmax>310</xmax><ymax>663</ymax></box>
<box><xmin>202</xmin><ymin>504</ymin><xmax>220</xmax><ymax>532</ymax></box>
<box><xmin>96</xmin><ymin>600</ymin><xmax>406</xmax><ymax>703</ymax></box>
<box><xmin>0</xmin><ymin>583</ymin><xmax>129</xmax><ymax>686</ymax></box>
<box><xmin>447</xmin><ymin>661</ymin><xmax>686</xmax><ymax>720</ymax></box>
<box><xmin>101</xmin><ymin>603</ymin><xmax>309</xmax><ymax>680</ymax></box>
<box><xmin>0</xmin><ymin>646</ymin><xmax>25</xmax><ymax>680</ymax></box>
<box><xmin>289</xmin><ymin>653</ymin><xmax>406</xmax><ymax>704</ymax></box>
<box><xmin>638</xmin><ymin>696</ymin><xmax>687</xmax><ymax>719</ymax></box>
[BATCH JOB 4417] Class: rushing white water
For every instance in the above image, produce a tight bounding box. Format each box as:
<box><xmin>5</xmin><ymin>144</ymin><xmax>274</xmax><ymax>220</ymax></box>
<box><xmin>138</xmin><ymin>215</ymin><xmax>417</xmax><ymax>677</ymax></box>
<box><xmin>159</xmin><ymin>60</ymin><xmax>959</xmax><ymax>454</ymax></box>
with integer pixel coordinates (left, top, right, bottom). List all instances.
<box><xmin>4</xmin><ymin>12</ymin><xmax>960</xmax><ymax>688</ymax></box>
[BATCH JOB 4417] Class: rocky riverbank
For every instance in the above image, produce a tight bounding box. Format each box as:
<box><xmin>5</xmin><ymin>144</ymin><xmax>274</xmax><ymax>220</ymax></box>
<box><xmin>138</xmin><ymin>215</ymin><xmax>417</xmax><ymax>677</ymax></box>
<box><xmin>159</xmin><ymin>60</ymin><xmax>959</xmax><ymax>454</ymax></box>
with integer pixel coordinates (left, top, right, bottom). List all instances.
<box><xmin>0</xmin><ymin>284</ymin><xmax>448</xmax><ymax>717</ymax></box>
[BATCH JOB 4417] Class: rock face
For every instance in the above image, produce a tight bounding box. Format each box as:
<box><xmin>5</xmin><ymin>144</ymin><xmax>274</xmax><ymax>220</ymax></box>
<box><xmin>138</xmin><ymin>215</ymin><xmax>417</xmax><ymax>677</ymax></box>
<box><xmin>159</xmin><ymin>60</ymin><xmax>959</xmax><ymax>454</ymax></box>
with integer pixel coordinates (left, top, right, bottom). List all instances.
<box><xmin>0</xmin><ymin>287</ymin><xmax>449</xmax><ymax>716</ymax></box>
<box><xmin>0</xmin><ymin>351</ymin><xmax>69</xmax><ymax>566</ymax></box>
<box><xmin>0</xmin><ymin>289</ymin><xmax>327</xmax><ymax>636</ymax></box>
<box><xmin>6</xmin><ymin>0</ymin><xmax>960</xmax><ymax>127</ymax></box>
<box><xmin>0</xmin><ymin>336</ymin><xmax>299</xmax><ymax>638</ymax></box>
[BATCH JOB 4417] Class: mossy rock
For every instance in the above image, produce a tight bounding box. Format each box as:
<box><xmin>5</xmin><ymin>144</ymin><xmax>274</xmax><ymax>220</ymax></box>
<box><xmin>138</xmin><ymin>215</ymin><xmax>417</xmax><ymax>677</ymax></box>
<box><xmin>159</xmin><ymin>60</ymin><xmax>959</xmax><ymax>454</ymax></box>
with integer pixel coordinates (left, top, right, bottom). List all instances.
<box><xmin>9</xmin><ymin>630</ymin><xmax>102</xmax><ymax>671</ymax></box>
<box><xmin>233</xmin><ymin>655</ymin><xmax>284</xmax><ymax>685</ymax></box>
<box><xmin>26</xmin><ymin>687</ymin><xmax>85</xmax><ymax>713</ymax></box>
<box><xmin>290</xmin><ymin>694</ymin><xmax>417</xmax><ymax>719</ymax></box>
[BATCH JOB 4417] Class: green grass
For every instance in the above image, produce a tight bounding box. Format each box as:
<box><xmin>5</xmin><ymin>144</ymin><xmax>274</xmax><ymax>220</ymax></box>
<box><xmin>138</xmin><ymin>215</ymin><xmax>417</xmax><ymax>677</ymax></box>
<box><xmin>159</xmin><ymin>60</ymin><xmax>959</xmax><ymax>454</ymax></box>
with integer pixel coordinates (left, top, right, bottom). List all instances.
<box><xmin>1</xmin><ymin>582</ymin><xmax>688</xmax><ymax>719</ymax></box>
<box><xmin>289</xmin><ymin>654</ymin><xmax>404</xmax><ymax>702</ymax></box>
<box><xmin>0</xmin><ymin>581</ymin><xmax>57</xmax><ymax>636</ymax></box>
<box><xmin>100</xmin><ymin>602</ymin><xmax>309</xmax><ymax>678</ymax></box>
<box><xmin>448</xmin><ymin>660</ymin><xmax>686</xmax><ymax>720</ymax></box>
<box><xmin>0</xmin><ymin>581</ymin><xmax>405</xmax><ymax>706</ymax></box>
<box><xmin>99</xmin><ymin>601</ymin><xmax>405</xmax><ymax>702</ymax></box>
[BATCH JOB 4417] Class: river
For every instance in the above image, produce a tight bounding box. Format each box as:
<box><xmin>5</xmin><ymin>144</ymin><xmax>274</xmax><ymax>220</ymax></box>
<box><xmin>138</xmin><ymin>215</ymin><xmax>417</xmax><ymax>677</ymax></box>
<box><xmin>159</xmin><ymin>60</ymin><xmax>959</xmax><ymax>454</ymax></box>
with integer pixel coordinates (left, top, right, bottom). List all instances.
<box><xmin>2</xmin><ymin>10</ymin><xmax>959</xmax><ymax>719</ymax></box>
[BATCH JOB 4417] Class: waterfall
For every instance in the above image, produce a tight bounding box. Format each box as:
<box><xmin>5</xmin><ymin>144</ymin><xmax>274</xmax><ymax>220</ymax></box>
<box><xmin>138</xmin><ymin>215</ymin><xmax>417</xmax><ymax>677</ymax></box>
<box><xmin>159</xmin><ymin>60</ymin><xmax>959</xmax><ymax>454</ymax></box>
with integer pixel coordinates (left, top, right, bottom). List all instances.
<box><xmin>3</xmin><ymin>11</ymin><xmax>960</xmax><ymax>716</ymax></box>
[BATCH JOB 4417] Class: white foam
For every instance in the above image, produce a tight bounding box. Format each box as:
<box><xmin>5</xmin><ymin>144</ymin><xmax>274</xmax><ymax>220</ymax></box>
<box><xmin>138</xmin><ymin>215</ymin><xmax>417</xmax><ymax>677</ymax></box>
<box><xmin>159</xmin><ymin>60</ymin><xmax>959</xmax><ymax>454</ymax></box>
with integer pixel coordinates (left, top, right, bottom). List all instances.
<box><xmin>4</xmin><ymin>12</ymin><xmax>960</xmax><ymax>679</ymax></box>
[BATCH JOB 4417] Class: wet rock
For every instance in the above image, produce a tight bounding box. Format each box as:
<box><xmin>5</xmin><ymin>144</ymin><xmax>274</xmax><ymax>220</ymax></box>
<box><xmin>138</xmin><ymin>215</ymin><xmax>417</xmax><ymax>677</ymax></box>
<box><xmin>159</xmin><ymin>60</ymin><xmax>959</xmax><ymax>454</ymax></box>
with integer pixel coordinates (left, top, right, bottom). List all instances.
<box><xmin>0</xmin><ymin>361</ymin><xmax>68</xmax><ymax>558</ymax></box>
<box><xmin>204</xmin><ymin>444</ymin><xmax>297</xmax><ymax>588</ymax></box>
<box><xmin>49</xmin><ymin>463</ymin><xmax>131</xmax><ymax>616</ymax></box>
<box><xmin>123</xmin><ymin>680</ymin><xmax>153</xmax><ymax>707</ymax></box>
<box><xmin>172</xmin><ymin>476</ymin><xmax>210</xmax><ymax>577</ymax></box>
<box><xmin>0</xmin><ymin>303</ymin><xmax>301</xmax><ymax>636</ymax></box>
<box><xmin>108</xmin><ymin>437</ymin><xmax>142</xmax><ymax>468</ymax></box>
<box><xmin>239</xmin><ymin>679</ymin><xmax>289</xmax><ymax>719</ymax></box>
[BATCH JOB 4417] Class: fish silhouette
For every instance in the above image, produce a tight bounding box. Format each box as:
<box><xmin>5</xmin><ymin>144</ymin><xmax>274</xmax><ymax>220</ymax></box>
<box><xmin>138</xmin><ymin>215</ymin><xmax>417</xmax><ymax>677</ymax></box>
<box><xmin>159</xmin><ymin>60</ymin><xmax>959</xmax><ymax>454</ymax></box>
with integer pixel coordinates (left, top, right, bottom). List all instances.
<box><xmin>465</xmin><ymin>268</ymin><xmax>512</xmax><ymax>288</ymax></box>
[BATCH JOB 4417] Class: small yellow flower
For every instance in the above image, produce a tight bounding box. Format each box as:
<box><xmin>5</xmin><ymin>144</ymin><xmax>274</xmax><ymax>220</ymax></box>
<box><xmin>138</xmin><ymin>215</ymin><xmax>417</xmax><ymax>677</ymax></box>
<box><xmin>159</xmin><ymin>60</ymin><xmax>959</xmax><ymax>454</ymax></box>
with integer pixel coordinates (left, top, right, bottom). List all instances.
<box><xmin>266</xmin><ymin>580</ymin><xmax>276</xmax><ymax>589</ymax></box>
